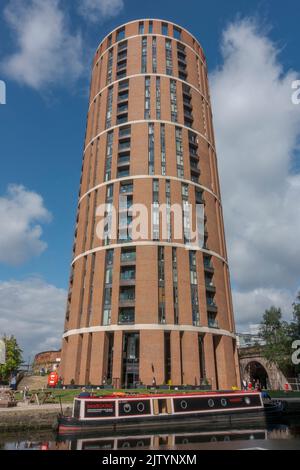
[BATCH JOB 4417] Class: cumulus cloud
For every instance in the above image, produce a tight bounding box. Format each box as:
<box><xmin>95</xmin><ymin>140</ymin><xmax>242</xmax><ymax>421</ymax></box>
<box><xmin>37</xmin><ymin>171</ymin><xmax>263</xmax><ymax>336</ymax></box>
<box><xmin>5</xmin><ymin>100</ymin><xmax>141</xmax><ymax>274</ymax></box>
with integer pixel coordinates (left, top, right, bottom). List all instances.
<box><xmin>78</xmin><ymin>0</ymin><xmax>124</xmax><ymax>23</ymax></box>
<box><xmin>1</xmin><ymin>0</ymin><xmax>84</xmax><ymax>90</ymax></box>
<box><xmin>210</xmin><ymin>19</ymin><xmax>300</xmax><ymax>329</ymax></box>
<box><xmin>0</xmin><ymin>277</ymin><xmax>66</xmax><ymax>359</ymax></box>
<box><xmin>0</xmin><ymin>184</ymin><xmax>51</xmax><ymax>265</ymax></box>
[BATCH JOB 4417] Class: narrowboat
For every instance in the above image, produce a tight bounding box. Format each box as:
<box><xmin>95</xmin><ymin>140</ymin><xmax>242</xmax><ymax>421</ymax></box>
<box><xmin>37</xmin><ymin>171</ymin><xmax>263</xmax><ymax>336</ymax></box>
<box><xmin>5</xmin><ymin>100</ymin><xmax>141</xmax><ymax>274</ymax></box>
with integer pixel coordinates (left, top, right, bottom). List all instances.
<box><xmin>56</xmin><ymin>391</ymin><xmax>283</xmax><ymax>436</ymax></box>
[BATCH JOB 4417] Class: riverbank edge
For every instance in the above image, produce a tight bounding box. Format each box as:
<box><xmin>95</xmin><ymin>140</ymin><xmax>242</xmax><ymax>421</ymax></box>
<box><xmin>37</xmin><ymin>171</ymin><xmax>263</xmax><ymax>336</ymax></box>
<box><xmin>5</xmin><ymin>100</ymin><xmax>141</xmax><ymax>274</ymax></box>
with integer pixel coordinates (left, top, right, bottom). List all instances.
<box><xmin>0</xmin><ymin>404</ymin><xmax>71</xmax><ymax>432</ymax></box>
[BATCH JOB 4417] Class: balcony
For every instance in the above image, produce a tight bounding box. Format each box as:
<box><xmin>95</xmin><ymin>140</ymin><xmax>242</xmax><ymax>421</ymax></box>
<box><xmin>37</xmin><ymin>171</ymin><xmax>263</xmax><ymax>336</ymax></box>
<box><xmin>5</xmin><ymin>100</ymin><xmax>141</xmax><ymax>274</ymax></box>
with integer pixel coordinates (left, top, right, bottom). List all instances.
<box><xmin>118</xmin><ymin>140</ymin><xmax>131</xmax><ymax>152</ymax></box>
<box><xmin>207</xmin><ymin>301</ymin><xmax>218</xmax><ymax>313</ymax></box>
<box><xmin>118</xmin><ymin>41</ymin><xmax>128</xmax><ymax>52</ymax></box>
<box><xmin>204</xmin><ymin>260</ymin><xmax>214</xmax><ymax>273</ymax></box>
<box><xmin>208</xmin><ymin>316</ymin><xmax>219</xmax><ymax>328</ymax></box>
<box><xmin>119</xmin><ymin>79</ymin><xmax>129</xmax><ymax>91</ymax></box>
<box><xmin>205</xmin><ymin>281</ymin><xmax>216</xmax><ymax>293</ymax></box>
<box><xmin>118</xmin><ymin>154</ymin><xmax>130</xmax><ymax>166</ymax></box>
<box><xmin>117</xmin><ymin>59</ymin><xmax>127</xmax><ymax>71</ymax></box>
<box><xmin>118</xmin><ymin>308</ymin><xmax>135</xmax><ymax>324</ymax></box>
<box><xmin>121</xmin><ymin>250</ymin><xmax>136</xmax><ymax>263</ymax></box>
<box><xmin>120</xmin><ymin>183</ymin><xmax>133</xmax><ymax>194</ymax></box>
<box><xmin>119</xmin><ymin>126</ymin><xmax>131</xmax><ymax>138</ymax></box>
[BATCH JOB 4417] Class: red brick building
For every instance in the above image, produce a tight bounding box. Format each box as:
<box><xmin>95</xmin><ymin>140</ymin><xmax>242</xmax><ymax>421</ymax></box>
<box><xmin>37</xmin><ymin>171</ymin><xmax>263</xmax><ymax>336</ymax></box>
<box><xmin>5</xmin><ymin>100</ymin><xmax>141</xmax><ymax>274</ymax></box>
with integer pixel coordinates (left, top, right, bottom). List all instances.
<box><xmin>60</xmin><ymin>19</ymin><xmax>241</xmax><ymax>389</ymax></box>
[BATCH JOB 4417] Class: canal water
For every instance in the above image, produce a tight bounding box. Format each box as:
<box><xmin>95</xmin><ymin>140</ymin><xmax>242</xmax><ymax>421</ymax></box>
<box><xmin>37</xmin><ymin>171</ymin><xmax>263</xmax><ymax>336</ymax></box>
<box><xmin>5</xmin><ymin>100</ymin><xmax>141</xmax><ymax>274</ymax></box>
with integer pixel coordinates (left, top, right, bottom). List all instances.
<box><xmin>1</xmin><ymin>418</ymin><xmax>300</xmax><ymax>450</ymax></box>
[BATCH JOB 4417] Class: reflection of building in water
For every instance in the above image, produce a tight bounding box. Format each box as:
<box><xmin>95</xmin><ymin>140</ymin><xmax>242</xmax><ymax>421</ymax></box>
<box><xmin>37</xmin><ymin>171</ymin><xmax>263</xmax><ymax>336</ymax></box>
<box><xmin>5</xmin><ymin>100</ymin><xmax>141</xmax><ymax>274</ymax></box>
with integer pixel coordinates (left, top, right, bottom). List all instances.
<box><xmin>52</xmin><ymin>429</ymin><xmax>267</xmax><ymax>450</ymax></box>
<box><xmin>267</xmin><ymin>426</ymin><xmax>291</xmax><ymax>440</ymax></box>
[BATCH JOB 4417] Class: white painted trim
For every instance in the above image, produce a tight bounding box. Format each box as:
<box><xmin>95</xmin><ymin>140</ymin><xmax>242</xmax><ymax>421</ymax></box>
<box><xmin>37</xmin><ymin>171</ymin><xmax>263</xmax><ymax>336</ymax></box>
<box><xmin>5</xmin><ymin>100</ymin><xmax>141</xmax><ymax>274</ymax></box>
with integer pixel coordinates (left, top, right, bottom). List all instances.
<box><xmin>63</xmin><ymin>323</ymin><xmax>236</xmax><ymax>339</ymax></box>
<box><xmin>84</xmin><ymin>119</ymin><xmax>215</xmax><ymax>156</ymax></box>
<box><xmin>79</xmin><ymin>174</ymin><xmax>220</xmax><ymax>205</ymax></box>
<box><xmin>89</xmin><ymin>72</ymin><xmax>210</xmax><ymax>111</ymax></box>
<box><xmin>71</xmin><ymin>241</ymin><xmax>228</xmax><ymax>266</ymax></box>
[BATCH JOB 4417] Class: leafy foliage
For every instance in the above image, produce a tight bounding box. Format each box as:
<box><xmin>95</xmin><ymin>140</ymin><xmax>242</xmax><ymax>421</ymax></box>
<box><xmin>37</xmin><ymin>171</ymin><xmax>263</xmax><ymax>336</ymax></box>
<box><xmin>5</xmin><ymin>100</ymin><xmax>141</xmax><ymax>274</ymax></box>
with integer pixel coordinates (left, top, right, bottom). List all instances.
<box><xmin>259</xmin><ymin>296</ymin><xmax>300</xmax><ymax>376</ymax></box>
<box><xmin>0</xmin><ymin>335</ymin><xmax>23</xmax><ymax>381</ymax></box>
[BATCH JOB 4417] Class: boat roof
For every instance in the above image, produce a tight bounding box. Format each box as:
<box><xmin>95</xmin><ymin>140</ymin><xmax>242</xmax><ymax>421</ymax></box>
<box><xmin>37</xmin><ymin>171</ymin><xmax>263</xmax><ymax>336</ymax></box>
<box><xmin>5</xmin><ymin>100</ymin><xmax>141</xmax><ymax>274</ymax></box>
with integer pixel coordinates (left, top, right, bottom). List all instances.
<box><xmin>75</xmin><ymin>390</ymin><xmax>261</xmax><ymax>400</ymax></box>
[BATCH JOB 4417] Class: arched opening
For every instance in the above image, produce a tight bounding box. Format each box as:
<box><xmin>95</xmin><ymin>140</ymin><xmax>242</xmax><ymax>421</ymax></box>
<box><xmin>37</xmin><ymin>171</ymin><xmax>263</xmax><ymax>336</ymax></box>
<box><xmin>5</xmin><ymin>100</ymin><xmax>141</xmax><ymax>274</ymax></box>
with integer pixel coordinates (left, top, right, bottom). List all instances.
<box><xmin>245</xmin><ymin>361</ymin><xmax>269</xmax><ymax>389</ymax></box>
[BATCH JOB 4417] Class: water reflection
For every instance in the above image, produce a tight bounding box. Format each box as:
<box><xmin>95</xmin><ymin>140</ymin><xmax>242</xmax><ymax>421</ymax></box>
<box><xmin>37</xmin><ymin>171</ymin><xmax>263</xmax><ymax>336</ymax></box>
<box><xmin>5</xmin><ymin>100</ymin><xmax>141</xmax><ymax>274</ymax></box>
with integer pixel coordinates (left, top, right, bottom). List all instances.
<box><xmin>1</xmin><ymin>421</ymin><xmax>300</xmax><ymax>450</ymax></box>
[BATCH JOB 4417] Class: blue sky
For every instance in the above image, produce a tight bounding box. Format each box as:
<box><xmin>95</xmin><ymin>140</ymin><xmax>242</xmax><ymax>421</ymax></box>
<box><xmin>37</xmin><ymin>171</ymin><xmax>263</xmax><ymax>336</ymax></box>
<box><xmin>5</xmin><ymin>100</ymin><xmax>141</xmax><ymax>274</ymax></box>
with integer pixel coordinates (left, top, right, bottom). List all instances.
<box><xmin>0</xmin><ymin>0</ymin><xmax>299</xmax><ymax>359</ymax></box>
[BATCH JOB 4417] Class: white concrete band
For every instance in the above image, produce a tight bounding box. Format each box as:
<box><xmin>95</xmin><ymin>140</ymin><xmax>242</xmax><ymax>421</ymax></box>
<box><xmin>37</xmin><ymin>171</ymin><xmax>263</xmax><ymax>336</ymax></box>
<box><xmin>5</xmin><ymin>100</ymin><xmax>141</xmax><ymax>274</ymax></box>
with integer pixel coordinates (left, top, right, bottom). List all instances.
<box><xmin>63</xmin><ymin>323</ymin><xmax>236</xmax><ymax>340</ymax></box>
<box><xmin>78</xmin><ymin>174</ymin><xmax>221</xmax><ymax>205</ymax></box>
<box><xmin>71</xmin><ymin>241</ymin><xmax>228</xmax><ymax>266</ymax></box>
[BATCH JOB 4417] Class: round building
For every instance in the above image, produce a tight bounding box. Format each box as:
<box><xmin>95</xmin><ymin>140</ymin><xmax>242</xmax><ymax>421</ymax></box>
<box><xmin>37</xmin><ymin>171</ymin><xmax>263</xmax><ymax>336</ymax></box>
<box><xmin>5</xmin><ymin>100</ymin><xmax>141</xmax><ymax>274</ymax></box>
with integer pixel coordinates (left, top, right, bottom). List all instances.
<box><xmin>60</xmin><ymin>19</ymin><xmax>241</xmax><ymax>389</ymax></box>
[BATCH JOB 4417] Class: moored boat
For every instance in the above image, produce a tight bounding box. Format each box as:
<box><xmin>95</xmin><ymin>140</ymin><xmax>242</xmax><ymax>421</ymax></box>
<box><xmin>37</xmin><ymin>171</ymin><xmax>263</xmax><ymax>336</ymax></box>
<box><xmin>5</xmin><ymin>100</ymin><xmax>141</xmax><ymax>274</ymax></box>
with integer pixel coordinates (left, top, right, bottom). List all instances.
<box><xmin>56</xmin><ymin>390</ymin><xmax>283</xmax><ymax>436</ymax></box>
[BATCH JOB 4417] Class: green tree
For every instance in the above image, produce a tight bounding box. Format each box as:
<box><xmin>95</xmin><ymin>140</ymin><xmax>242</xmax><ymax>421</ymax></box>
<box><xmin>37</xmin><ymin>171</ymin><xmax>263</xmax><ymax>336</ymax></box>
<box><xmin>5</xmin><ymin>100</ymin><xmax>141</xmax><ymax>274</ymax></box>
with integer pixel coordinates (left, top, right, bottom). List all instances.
<box><xmin>259</xmin><ymin>306</ymin><xmax>294</xmax><ymax>376</ymax></box>
<box><xmin>0</xmin><ymin>335</ymin><xmax>23</xmax><ymax>381</ymax></box>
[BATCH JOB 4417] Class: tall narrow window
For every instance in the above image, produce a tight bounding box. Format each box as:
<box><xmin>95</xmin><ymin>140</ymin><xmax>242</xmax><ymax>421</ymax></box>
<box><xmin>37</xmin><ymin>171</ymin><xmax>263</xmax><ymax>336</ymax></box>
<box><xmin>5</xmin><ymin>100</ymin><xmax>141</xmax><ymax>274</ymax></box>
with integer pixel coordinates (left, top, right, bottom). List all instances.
<box><xmin>162</xmin><ymin>22</ymin><xmax>168</xmax><ymax>36</ymax></box>
<box><xmin>106</xmin><ymin>86</ymin><xmax>113</xmax><ymax>129</ymax></box>
<box><xmin>145</xmin><ymin>76</ymin><xmax>151</xmax><ymax>119</ymax></box>
<box><xmin>103</xmin><ymin>249</ymin><xmax>114</xmax><ymax>325</ymax></box>
<box><xmin>106</xmin><ymin>48</ymin><xmax>113</xmax><ymax>85</ymax></box>
<box><xmin>152</xmin><ymin>179</ymin><xmax>159</xmax><ymax>240</ymax></box>
<box><xmin>149</xmin><ymin>21</ymin><xmax>153</xmax><ymax>34</ymax></box>
<box><xmin>87</xmin><ymin>253</ymin><xmax>96</xmax><ymax>326</ymax></box>
<box><xmin>189</xmin><ymin>251</ymin><xmax>200</xmax><ymax>326</ymax></box>
<box><xmin>158</xmin><ymin>246</ymin><xmax>166</xmax><ymax>323</ymax></box>
<box><xmin>160</xmin><ymin>124</ymin><xmax>166</xmax><ymax>175</ymax></box>
<box><xmin>172</xmin><ymin>248</ymin><xmax>179</xmax><ymax>324</ymax></box>
<box><xmin>139</xmin><ymin>21</ymin><xmax>144</xmax><ymax>34</ymax></box>
<box><xmin>78</xmin><ymin>256</ymin><xmax>87</xmax><ymax>326</ymax></box>
<box><xmin>104</xmin><ymin>184</ymin><xmax>114</xmax><ymax>245</ymax></box>
<box><xmin>152</xmin><ymin>36</ymin><xmax>157</xmax><ymax>73</ymax></box>
<box><xmin>170</xmin><ymin>79</ymin><xmax>178</xmax><ymax>122</ymax></box>
<box><xmin>148</xmin><ymin>123</ymin><xmax>155</xmax><ymax>175</ymax></box>
<box><xmin>156</xmin><ymin>76</ymin><xmax>161</xmax><ymax>119</ymax></box>
<box><xmin>165</xmin><ymin>39</ymin><xmax>173</xmax><ymax>75</ymax></box>
<box><xmin>175</xmin><ymin>127</ymin><xmax>184</xmax><ymax>177</ymax></box>
<box><xmin>105</xmin><ymin>131</ymin><xmax>113</xmax><ymax>181</ymax></box>
<box><xmin>141</xmin><ymin>36</ymin><xmax>147</xmax><ymax>73</ymax></box>
<box><xmin>182</xmin><ymin>183</ymin><xmax>191</xmax><ymax>243</ymax></box>
<box><xmin>166</xmin><ymin>179</ymin><xmax>171</xmax><ymax>241</ymax></box>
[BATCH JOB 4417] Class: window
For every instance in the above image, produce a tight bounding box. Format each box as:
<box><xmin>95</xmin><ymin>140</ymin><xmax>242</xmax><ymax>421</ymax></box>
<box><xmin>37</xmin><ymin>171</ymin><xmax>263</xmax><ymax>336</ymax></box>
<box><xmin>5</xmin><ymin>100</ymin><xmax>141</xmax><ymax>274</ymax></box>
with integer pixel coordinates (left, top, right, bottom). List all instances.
<box><xmin>119</xmin><ymin>78</ymin><xmax>129</xmax><ymax>90</ymax></box>
<box><xmin>166</xmin><ymin>179</ymin><xmax>171</xmax><ymax>241</ymax></box>
<box><xmin>116</xmin><ymin>27</ymin><xmax>125</xmax><ymax>41</ymax></box>
<box><xmin>121</xmin><ymin>247</ymin><xmax>136</xmax><ymax>262</ymax></box>
<box><xmin>120</xmin><ymin>266</ymin><xmax>135</xmax><ymax>280</ymax></box>
<box><xmin>120</xmin><ymin>286</ymin><xmax>135</xmax><ymax>302</ymax></box>
<box><xmin>183</xmin><ymin>84</ymin><xmax>193</xmax><ymax>128</ymax></box>
<box><xmin>149</xmin><ymin>21</ymin><xmax>153</xmax><ymax>34</ymax></box>
<box><xmin>105</xmin><ymin>131</ymin><xmax>113</xmax><ymax>181</ymax></box>
<box><xmin>152</xmin><ymin>36</ymin><xmax>157</xmax><ymax>73</ymax></box>
<box><xmin>173</xmin><ymin>26</ymin><xmax>181</xmax><ymax>40</ymax></box>
<box><xmin>120</xmin><ymin>181</ymin><xmax>133</xmax><ymax>193</ymax></box>
<box><xmin>172</xmin><ymin>248</ymin><xmax>179</xmax><ymax>324</ymax></box>
<box><xmin>189</xmin><ymin>251</ymin><xmax>200</xmax><ymax>326</ymax></box>
<box><xmin>119</xmin><ymin>125</ymin><xmax>131</xmax><ymax>138</ymax></box>
<box><xmin>148</xmin><ymin>123</ymin><xmax>155</xmax><ymax>175</ymax></box>
<box><xmin>139</xmin><ymin>21</ymin><xmax>144</xmax><ymax>34</ymax></box>
<box><xmin>145</xmin><ymin>76</ymin><xmax>151</xmax><ymax>119</ymax></box>
<box><xmin>103</xmin><ymin>184</ymin><xmax>113</xmax><ymax>244</ymax></box>
<box><xmin>106</xmin><ymin>86</ymin><xmax>113</xmax><ymax>129</ymax></box>
<box><xmin>160</xmin><ymin>124</ymin><xmax>166</xmax><ymax>175</ymax></box>
<box><xmin>175</xmin><ymin>127</ymin><xmax>184</xmax><ymax>177</ymax></box>
<box><xmin>107</xmin><ymin>34</ymin><xmax>112</xmax><ymax>47</ymax></box>
<box><xmin>182</xmin><ymin>183</ymin><xmax>190</xmax><ymax>243</ymax></box>
<box><xmin>107</xmin><ymin>49</ymin><xmax>113</xmax><ymax>84</ymax></box>
<box><xmin>119</xmin><ymin>307</ymin><xmax>135</xmax><ymax>324</ymax></box>
<box><xmin>165</xmin><ymin>39</ymin><xmax>173</xmax><ymax>75</ymax></box>
<box><xmin>156</xmin><ymin>76</ymin><xmax>161</xmax><ymax>119</ymax></box>
<box><xmin>141</xmin><ymin>36</ymin><xmax>147</xmax><ymax>73</ymax></box>
<box><xmin>158</xmin><ymin>246</ymin><xmax>166</xmax><ymax>323</ymax></box>
<box><xmin>152</xmin><ymin>179</ymin><xmax>159</xmax><ymax>240</ymax></box>
<box><xmin>170</xmin><ymin>79</ymin><xmax>177</xmax><ymax>122</ymax></box>
<box><xmin>102</xmin><ymin>249</ymin><xmax>114</xmax><ymax>325</ymax></box>
<box><xmin>162</xmin><ymin>22</ymin><xmax>168</xmax><ymax>36</ymax></box>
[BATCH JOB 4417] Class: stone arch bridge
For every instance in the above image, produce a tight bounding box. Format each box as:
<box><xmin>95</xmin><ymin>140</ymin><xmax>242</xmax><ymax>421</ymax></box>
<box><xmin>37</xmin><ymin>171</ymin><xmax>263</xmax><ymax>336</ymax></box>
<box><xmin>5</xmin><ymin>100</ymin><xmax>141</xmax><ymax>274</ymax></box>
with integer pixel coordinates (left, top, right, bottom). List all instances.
<box><xmin>239</xmin><ymin>346</ymin><xmax>288</xmax><ymax>390</ymax></box>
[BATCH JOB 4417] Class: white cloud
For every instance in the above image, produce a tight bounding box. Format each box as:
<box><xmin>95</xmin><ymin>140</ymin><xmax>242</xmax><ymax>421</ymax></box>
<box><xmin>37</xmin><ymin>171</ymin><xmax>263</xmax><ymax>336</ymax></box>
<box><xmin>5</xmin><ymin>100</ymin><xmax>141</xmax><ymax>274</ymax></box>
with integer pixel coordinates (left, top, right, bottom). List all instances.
<box><xmin>210</xmin><ymin>18</ymin><xmax>300</xmax><ymax>329</ymax></box>
<box><xmin>1</xmin><ymin>0</ymin><xmax>84</xmax><ymax>90</ymax></box>
<box><xmin>0</xmin><ymin>277</ymin><xmax>66</xmax><ymax>359</ymax></box>
<box><xmin>78</xmin><ymin>0</ymin><xmax>124</xmax><ymax>23</ymax></box>
<box><xmin>233</xmin><ymin>287</ymin><xmax>295</xmax><ymax>331</ymax></box>
<box><xmin>0</xmin><ymin>184</ymin><xmax>51</xmax><ymax>265</ymax></box>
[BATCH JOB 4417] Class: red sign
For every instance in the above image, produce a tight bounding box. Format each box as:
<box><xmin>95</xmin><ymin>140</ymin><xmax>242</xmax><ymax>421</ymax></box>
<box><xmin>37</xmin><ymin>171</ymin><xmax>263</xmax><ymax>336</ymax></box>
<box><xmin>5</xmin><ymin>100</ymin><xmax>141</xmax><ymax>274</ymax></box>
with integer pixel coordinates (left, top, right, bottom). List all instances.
<box><xmin>47</xmin><ymin>372</ymin><xmax>58</xmax><ymax>387</ymax></box>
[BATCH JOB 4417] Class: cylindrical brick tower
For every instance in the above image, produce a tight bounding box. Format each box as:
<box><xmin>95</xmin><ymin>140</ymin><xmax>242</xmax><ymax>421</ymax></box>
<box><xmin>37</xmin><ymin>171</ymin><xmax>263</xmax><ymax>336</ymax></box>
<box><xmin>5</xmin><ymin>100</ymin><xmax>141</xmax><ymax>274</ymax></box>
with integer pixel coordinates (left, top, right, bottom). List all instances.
<box><xmin>60</xmin><ymin>19</ymin><xmax>241</xmax><ymax>390</ymax></box>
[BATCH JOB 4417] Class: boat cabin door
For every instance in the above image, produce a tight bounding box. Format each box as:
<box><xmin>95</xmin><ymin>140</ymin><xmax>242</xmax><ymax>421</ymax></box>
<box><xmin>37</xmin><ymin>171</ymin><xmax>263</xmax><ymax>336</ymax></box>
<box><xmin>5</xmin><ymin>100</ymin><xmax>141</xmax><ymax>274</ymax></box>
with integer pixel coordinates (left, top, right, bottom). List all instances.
<box><xmin>153</xmin><ymin>398</ymin><xmax>172</xmax><ymax>415</ymax></box>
